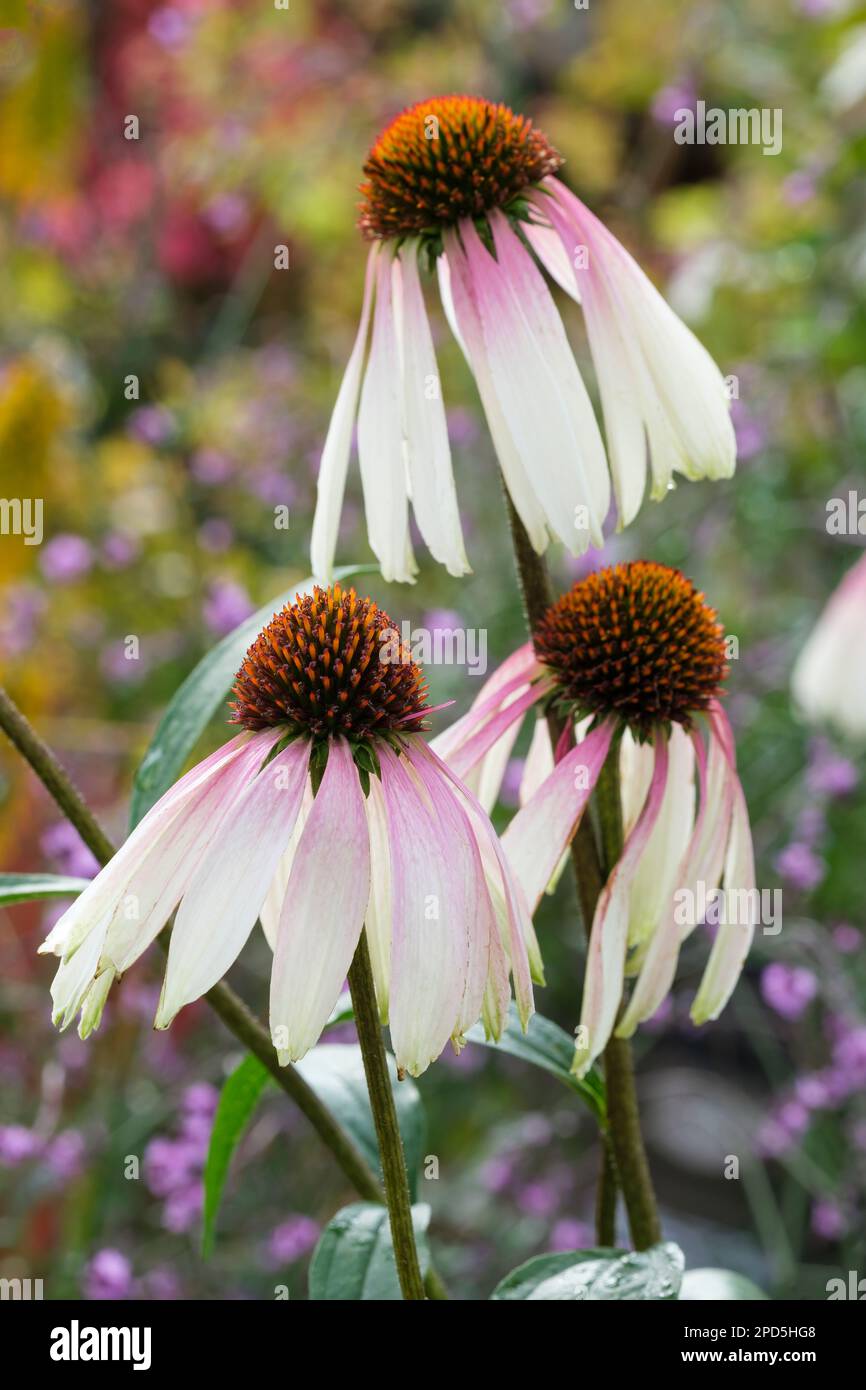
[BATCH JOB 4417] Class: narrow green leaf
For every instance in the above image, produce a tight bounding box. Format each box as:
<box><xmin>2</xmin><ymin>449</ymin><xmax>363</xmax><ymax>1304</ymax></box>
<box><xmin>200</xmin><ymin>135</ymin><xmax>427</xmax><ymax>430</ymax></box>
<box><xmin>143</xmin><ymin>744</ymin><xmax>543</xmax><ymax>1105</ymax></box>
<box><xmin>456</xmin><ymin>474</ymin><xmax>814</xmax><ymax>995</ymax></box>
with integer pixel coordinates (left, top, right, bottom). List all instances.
<box><xmin>0</xmin><ymin>873</ymin><xmax>92</xmax><ymax>906</ymax></box>
<box><xmin>466</xmin><ymin>1004</ymin><xmax>606</xmax><ymax>1122</ymax></box>
<box><xmin>491</xmin><ymin>1242</ymin><xmax>685</xmax><ymax>1301</ymax></box>
<box><xmin>679</xmin><ymin>1268</ymin><xmax>769</xmax><ymax>1300</ymax></box>
<box><xmin>129</xmin><ymin>564</ymin><xmax>375</xmax><ymax>827</ymax></box>
<box><xmin>202</xmin><ymin>1054</ymin><xmax>271</xmax><ymax>1258</ymax></box>
<box><xmin>296</xmin><ymin>1044</ymin><xmax>426</xmax><ymax>1198</ymax></box>
<box><xmin>308</xmin><ymin>1202</ymin><xmax>431</xmax><ymax>1300</ymax></box>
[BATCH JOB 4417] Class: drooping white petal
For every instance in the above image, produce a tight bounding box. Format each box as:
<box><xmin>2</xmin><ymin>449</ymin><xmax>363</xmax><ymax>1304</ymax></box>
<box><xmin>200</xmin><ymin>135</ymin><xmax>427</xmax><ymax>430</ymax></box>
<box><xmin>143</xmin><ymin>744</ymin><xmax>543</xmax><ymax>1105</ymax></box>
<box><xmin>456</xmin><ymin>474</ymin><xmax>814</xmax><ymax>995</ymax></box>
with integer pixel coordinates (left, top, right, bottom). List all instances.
<box><xmin>311</xmin><ymin>244</ymin><xmax>379</xmax><ymax>582</ymax></box>
<box><xmin>411</xmin><ymin>738</ymin><xmax>536</xmax><ymax>1029</ymax></box>
<box><xmin>534</xmin><ymin>178</ymin><xmax>736</xmax><ymax>525</ymax></box>
<box><xmin>791</xmin><ymin>553</ymin><xmax>866</xmax><ymax>741</ymax></box>
<box><xmin>357</xmin><ymin>249</ymin><xmax>417</xmax><ymax>583</ymax></box>
<box><xmin>260</xmin><ymin>781</ymin><xmax>314</xmax><ymax>951</ymax></box>
<box><xmin>377</xmin><ymin>742</ymin><xmax>472</xmax><ymax>1076</ymax></box>
<box><xmin>363</xmin><ymin>772</ymin><xmax>392</xmax><ymax>1024</ymax></box>
<box><xmin>502</xmin><ymin>721</ymin><xmax>615</xmax><ymax>916</ymax></box>
<box><xmin>621</xmin><ymin>724</ymin><xmax>695</xmax><ymax>963</ymax></box>
<box><xmin>104</xmin><ymin>735</ymin><xmax>276</xmax><ymax>974</ymax></box>
<box><xmin>156</xmin><ymin>740</ymin><xmax>310</xmax><ymax>1027</ymax></box>
<box><xmin>397</xmin><ymin>240</ymin><xmax>470</xmax><ymax>577</ymax></box>
<box><xmin>406</xmin><ymin>742</ymin><xmax>494</xmax><ymax>1042</ymax></box>
<box><xmin>573</xmin><ymin>737</ymin><xmax>670</xmax><ymax>1078</ymax></box>
<box><xmin>691</xmin><ymin>709</ymin><xmax>757</xmax><ymax>1025</ymax></box>
<box><xmin>269</xmin><ymin>739</ymin><xmax>370</xmax><ymax>1063</ymax></box>
<box><xmin>488</xmin><ymin>210</ymin><xmax>610</xmax><ymax>533</ymax></box>
<box><xmin>443</xmin><ymin>229</ymin><xmax>549</xmax><ymax>553</ymax></box>
<box><xmin>40</xmin><ymin>732</ymin><xmax>256</xmax><ymax>962</ymax></box>
<box><xmin>617</xmin><ymin>728</ymin><xmax>709</xmax><ymax>1036</ymax></box>
<box><xmin>454</xmin><ymin>216</ymin><xmax>606</xmax><ymax>551</ymax></box>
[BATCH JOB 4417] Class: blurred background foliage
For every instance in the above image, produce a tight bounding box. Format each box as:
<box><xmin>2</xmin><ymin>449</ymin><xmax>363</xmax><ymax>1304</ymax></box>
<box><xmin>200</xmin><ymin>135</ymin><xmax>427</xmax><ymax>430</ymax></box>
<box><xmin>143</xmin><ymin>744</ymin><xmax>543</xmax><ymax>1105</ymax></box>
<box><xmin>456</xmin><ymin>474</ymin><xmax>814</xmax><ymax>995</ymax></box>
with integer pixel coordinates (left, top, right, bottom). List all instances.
<box><xmin>1</xmin><ymin>0</ymin><xmax>865</xmax><ymax>1300</ymax></box>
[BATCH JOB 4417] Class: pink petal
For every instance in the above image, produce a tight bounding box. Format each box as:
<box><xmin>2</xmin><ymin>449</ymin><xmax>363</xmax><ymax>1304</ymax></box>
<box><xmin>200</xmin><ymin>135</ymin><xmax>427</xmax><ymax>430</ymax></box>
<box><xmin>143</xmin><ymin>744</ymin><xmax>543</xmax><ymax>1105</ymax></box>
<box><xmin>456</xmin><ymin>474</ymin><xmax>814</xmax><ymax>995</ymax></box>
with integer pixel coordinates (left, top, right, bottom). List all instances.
<box><xmin>269</xmin><ymin>739</ymin><xmax>370</xmax><ymax>1062</ymax></box>
<box><xmin>573</xmin><ymin>736</ymin><xmax>670</xmax><ymax>1077</ymax></box>
<box><xmin>157</xmin><ymin>739</ymin><xmax>310</xmax><ymax>1026</ymax></box>
<box><xmin>502</xmin><ymin>721</ymin><xmax>615</xmax><ymax>915</ymax></box>
<box><xmin>377</xmin><ymin>741</ymin><xmax>473</xmax><ymax>1076</ymax></box>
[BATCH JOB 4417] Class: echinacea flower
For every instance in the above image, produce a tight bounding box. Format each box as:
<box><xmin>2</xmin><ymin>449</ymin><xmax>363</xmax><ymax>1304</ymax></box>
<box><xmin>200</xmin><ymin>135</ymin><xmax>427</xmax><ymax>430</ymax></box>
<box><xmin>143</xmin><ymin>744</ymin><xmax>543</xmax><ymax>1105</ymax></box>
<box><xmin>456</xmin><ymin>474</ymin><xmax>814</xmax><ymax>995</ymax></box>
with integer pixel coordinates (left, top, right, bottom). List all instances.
<box><xmin>40</xmin><ymin>585</ymin><xmax>536</xmax><ymax>1078</ymax></box>
<box><xmin>434</xmin><ymin>562</ymin><xmax>756</xmax><ymax>1075</ymax></box>
<box><xmin>312</xmin><ymin>95</ymin><xmax>736</xmax><ymax>584</ymax></box>
<box><xmin>792</xmin><ymin>552</ymin><xmax>866</xmax><ymax>741</ymax></box>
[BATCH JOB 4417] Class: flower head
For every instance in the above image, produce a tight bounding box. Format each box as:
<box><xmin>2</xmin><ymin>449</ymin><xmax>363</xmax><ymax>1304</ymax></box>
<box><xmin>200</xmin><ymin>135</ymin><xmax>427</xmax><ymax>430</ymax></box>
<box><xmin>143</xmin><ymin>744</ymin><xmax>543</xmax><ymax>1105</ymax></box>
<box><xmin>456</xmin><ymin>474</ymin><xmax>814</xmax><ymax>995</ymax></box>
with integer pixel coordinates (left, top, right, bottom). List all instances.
<box><xmin>313</xmin><ymin>96</ymin><xmax>736</xmax><ymax>584</ymax></box>
<box><xmin>434</xmin><ymin>564</ymin><xmax>756</xmax><ymax>1076</ymax></box>
<box><xmin>359</xmin><ymin>96</ymin><xmax>562</xmax><ymax>241</ymax></box>
<box><xmin>41</xmin><ymin>585</ymin><xmax>537</xmax><ymax>1078</ymax></box>
<box><xmin>535</xmin><ymin>562</ymin><xmax>728</xmax><ymax>739</ymax></box>
<box><xmin>230</xmin><ymin>583</ymin><xmax>428</xmax><ymax>737</ymax></box>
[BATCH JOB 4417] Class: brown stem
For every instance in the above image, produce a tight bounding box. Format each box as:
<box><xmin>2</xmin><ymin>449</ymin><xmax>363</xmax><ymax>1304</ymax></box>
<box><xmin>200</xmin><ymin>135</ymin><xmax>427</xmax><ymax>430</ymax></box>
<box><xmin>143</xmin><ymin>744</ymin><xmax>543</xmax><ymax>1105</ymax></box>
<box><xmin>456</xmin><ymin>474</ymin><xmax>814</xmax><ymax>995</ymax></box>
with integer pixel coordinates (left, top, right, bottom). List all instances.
<box><xmin>594</xmin><ymin>744</ymin><xmax>663</xmax><ymax>1251</ymax></box>
<box><xmin>348</xmin><ymin>931</ymin><xmax>426</xmax><ymax>1300</ymax></box>
<box><xmin>503</xmin><ymin>493</ymin><xmax>618</xmax><ymax>1243</ymax></box>
<box><xmin>0</xmin><ymin>686</ymin><xmax>450</xmax><ymax>1294</ymax></box>
<box><xmin>504</xmin><ymin>497</ymin><xmax>662</xmax><ymax>1251</ymax></box>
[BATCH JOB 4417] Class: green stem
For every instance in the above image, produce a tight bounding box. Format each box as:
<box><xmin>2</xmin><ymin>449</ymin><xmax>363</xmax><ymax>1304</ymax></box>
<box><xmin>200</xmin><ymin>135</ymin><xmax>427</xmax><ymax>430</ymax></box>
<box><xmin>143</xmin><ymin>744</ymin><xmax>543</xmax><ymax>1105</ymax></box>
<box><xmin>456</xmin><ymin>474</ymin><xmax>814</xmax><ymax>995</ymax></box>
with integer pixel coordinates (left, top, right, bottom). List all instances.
<box><xmin>347</xmin><ymin>931</ymin><xmax>426</xmax><ymax>1300</ymax></box>
<box><xmin>503</xmin><ymin>493</ymin><xmax>618</xmax><ymax>1243</ymax></box>
<box><xmin>593</xmin><ymin>744</ymin><xmax>663</xmax><ymax>1252</ymax></box>
<box><xmin>0</xmin><ymin>686</ymin><xmax>449</xmax><ymax>1294</ymax></box>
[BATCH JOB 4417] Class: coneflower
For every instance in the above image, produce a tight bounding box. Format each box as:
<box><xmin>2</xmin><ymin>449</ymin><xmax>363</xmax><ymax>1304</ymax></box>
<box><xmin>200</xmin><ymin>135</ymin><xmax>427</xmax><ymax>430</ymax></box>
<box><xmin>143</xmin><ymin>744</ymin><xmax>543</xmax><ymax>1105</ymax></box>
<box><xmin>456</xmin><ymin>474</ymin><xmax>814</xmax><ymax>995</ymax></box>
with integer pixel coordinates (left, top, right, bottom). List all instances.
<box><xmin>41</xmin><ymin>584</ymin><xmax>536</xmax><ymax>1079</ymax></box>
<box><xmin>434</xmin><ymin>562</ymin><xmax>756</xmax><ymax>1075</ymax></box>
<box><xmin>792</xmin><ymin>552</ymin><xmax>866</xmax><ymax>741</ymax></box>
<box><xmin>312</xmin><ymin>95</ymin><xmax>736</xmax><ymax>583</ymax></box>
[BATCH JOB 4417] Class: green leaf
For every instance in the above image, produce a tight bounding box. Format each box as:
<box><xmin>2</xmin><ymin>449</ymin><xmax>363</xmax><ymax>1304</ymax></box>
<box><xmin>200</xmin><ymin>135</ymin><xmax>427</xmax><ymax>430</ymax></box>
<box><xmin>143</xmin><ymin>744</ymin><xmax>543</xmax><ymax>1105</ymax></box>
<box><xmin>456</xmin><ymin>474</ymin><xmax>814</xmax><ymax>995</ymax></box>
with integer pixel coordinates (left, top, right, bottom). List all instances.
<box><xmin>491</xmin><ymin>1242</ymin><xmax>685</xmax><ymax>1301</ymax></box>
<box><xmin>308</xmin><ymin>1201</ymin><xmax>431</xmax><ymax>1300</ymax></box>
<box><xmin>129</xmin><ymin>564</ymin><xmax>375</xmax><ymax>827</ymax></box>
<box><xmin>680</xmin><ymin>1268</ymin><xmax>769</xmax><ymax>1300</ymax></box>
<box><xmin>0</xmin><ymin>873</ymin><xmax>92</xmax><ymax>906</ymax></box>
<box><xmin>465</xmin><ymin>1004</ymin><xmax>606</xmax><ymax>1122</ymax></box>
<box><xmin>296</xmin><ymin>1044</ymin><xmax>426</xmax><ymax>1198</ymax></box>
<box><xmin>202</xmin><ymin>1054</ymin><xmax>271</xmax><ymax>1258</ymax></box>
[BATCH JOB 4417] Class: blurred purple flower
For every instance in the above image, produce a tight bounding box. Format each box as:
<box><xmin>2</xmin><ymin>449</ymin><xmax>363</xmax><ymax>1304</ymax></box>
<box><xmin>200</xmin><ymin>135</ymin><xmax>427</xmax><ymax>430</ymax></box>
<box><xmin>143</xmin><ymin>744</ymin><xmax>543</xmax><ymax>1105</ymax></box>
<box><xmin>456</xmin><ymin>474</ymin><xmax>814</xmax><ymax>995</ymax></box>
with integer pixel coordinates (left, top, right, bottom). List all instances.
<box><xmin>190</xmin><ymin>448</ymin><xmax>235</xmax><ymax>485</ymax></box>
<box><xmin>148</xmin><ymin>7</ymin><xmax>191</xmax><ymax>48</ymax></box>
<box><xmin>807</xmin><ymin>740</ymin><xmax>858</xmax><ymax>798</ymax></box>
<box><xmin>202</xmin><ymin>579</ymin><xmax>253</xmax><ymax>636</ymax></box>
<box><xmin>41</xmin><ymin>821</ymin><xmax>100</xmax><ymax>879</ymax></box>
<box><xmin>163</xmin><ymin>1180</ymin><xmax>204</xmax><ymax>1233</ymax></box>
<box><xmin>811</xmin><ymin>1199</ymin><xmax>846</xmax><ymax>1241</ymax></box>
<box><xmin>40</xmin><ymin>534</ymin><xmax>93</xmax><ymax>584</ymax></box>
<box><xmin>46</xmin><ymin>1129</ymin><xmax>86</xmax><ymax>1180</ymax></box>
<box><xmin>84</xmin><ymin>1248</ymin><xmax>133</xmax><ymax>1300</ymax></box>
<box><xmin>481</xmin><ymin>1157</ymin><xmax>514</xmax><ymax>1194</ymax></box>
<box><xmin>183</xmin><ymin>1082</ymin><xmax>219</xmax><ymax>1117</ymax></box>
<box><xmin>101</xmin><ymin>531</ymin><xmax>141</xmax><ymax>570</ymax></box>
<box><xmin>127</xmin><ymin>405</ymin><xmax>175</xmax><ymax>446</ymax></box>
<box><xmin>832</xmin><ymin>1027</ymin><xmax>866</xmax><ymax>1087</ymax></box>
<box><xmin>0</xmin><ymin>1125</ymin><xmax>43</xmax><ymax>1165</ymax></box>
<box><xmin>517</xmin><ymin>1180</ymin><xmax>559</xmax><ymax>1218</ymax></box>
<box><xmin>267</xmin><ymin>1215</ymin><xmax>320</xmax><ymax>1265</ymax></box>
<box><xmin>760</xmin><ymin>963</ymin><xmax>818</xmax><ymax>1020</ymax></box>
<box><xmin>549</xmin><ymin>1218</ymin><xmax>593</xmax><ymax>1252</ymax></box>
<box><xmin>782</xmin><ymin>171</ymin><xmax>816</xmax><ymax>207</ymax></box>
<box><xmin>651</xmin><ymin>82</ymin><xmax>696</xmax><ymax>125</ymax></box>
<box><xmin>774</xmin><ymin>842</ymin><xmax>824</xmax><ymax>892</ymax></box>
<box><xmin>832</xmin><ymin>923</ymin><xmax>861</xmax><ymax>954</ymax></box>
